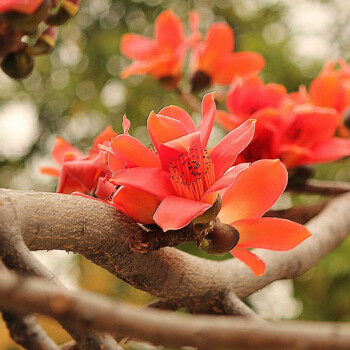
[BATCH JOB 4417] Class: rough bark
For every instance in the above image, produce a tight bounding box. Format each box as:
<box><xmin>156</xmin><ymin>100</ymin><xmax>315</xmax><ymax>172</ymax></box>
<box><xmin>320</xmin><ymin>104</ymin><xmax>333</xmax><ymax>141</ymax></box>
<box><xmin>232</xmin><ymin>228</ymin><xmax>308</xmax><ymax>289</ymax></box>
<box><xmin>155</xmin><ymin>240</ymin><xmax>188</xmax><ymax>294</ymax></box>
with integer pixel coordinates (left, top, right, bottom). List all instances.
<box><xmin>1</xmin><ymin>188</ymin><xmax>350</xmax><ymax>312</ymax></box>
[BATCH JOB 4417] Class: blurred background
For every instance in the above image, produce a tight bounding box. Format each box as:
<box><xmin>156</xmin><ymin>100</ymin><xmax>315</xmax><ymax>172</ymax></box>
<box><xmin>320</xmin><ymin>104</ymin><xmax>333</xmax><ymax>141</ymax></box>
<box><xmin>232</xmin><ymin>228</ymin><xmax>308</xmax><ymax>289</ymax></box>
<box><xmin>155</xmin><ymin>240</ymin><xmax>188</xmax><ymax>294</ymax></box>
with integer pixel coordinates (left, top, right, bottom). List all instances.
<box><xmin>1</xmin><ymin>0</ymin><xmax>350</xmax><ymax>348</ymax></box>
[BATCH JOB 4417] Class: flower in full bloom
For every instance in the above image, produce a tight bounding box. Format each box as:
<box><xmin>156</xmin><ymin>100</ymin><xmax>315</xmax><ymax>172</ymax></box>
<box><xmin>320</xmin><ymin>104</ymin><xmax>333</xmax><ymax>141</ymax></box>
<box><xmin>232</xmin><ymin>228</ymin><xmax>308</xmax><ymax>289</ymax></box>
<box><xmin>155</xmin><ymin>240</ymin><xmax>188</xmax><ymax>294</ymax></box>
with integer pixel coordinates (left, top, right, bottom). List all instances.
<box><xmin>309</xmin><ymin>59</ymin><xmax>350</xmax><ymax>137</ymax></box>
<box><xmin>214</xmin><ymin>159</ymin><xmax>311</xmax><ymax>276</ymax></box>
<box><xmin>0</xmin><ymin>0</ymin><xmax>44</xmax><ymax>14</ymax></box>
<box><xmin>120</xmin><ymin>9</ymin><xmax>199</xmax><ymax>87</ymax></box>
<box><xmin>217</xmin><ymin>73</ymin><xmax>350</xmax><ymax>168</ymax></box>
<box><xmin>190</xmin><ymin>23</ymin><xmax>265</xmax><ymax>91</ymax></box>
<box><xmin>109</xmin><ymin>92</ymin><xmax>256</xmax><ymax>230</ymax></box>
<box><xmin>41</xmin><ymin>126</ymin><xmax>118</xmax><ymax>197</ymax></box>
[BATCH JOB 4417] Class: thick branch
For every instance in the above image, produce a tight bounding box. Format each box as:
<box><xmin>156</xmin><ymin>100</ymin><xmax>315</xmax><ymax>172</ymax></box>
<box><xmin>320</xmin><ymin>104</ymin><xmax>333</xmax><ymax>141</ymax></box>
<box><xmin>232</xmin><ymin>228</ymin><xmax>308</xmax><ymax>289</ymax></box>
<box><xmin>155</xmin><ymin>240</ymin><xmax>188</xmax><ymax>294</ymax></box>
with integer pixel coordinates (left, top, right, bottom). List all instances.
<box><xmin>0</xmin><ymin>272</ymin><xmax>349</xmax><ymax>350</ymax></box>
<box><xmin>288</xmin><ymin>179</ymin><xmax>350</xmax><ymax>195</ymax></box>
<box><xmin>1</xmin><ymin>189</ymin><xmax>350</xmax><ymax>312</ymax></box>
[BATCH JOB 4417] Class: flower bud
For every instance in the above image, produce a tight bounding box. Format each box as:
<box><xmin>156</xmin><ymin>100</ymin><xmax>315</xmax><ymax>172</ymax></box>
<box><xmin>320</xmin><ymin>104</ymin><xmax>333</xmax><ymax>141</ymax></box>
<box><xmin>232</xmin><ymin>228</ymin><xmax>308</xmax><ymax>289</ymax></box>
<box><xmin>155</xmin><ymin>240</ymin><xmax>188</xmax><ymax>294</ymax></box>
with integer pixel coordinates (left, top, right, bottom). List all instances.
<box><xmin>1</xmin><ymin>50</ymin><xmax>34</xmax><ymax>79</ymax></box>
<box><xmin>288</xmin><ymin>165</ymin><xmax>315</xmax><ymax>187</ymax></box>
<box><xmin>45</xmin><ymin>0</ymin><xmax>80</xmax><ymax>26</ymax></box>
<box><xmin>200</xmin><ymin>222</ymin><xmax>239</xmax><ymax>255</ymax></box>
<box><xmin>25</xmin><ymin>26</ymin><xmax>58</xmax><ymax>56</ymax></box>
<box><xmin>190</xmin><ymin>70</ymin><xmax>211</xmax><ymax>92</ymax></box>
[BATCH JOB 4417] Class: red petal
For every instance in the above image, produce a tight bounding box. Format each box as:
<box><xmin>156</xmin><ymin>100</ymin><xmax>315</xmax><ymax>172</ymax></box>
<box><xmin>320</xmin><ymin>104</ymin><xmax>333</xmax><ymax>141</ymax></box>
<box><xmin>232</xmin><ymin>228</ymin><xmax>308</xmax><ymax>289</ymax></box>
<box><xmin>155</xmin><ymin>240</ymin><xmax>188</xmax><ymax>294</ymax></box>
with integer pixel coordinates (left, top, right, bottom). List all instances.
<box><xmin>90</xmin><ymin>126</ymin><xmax>117</xmax><ymax>158</ymax></box>
<box><xmin>0</xmin><ymin>0</ymin><xmax>43</xmax><ymax>14</ymax></box>
<box><xmin>40</xmin><ymin>166</ymin><xmax>60</xmax><ymax>178</ymax></box>
<box><xmin>95</xmin><ymin>177</ymin><xmax>116</xmax><ymax>200</ymax></box>
<box><xmin>56</xmin><ymin>170</ymin><xmax>87</xmax><ymax>194</ymax></box>
<box><xmin>120</xmin><ymin>34</ymin><xmax>158</xmax><ymax>60</ymax></box>
<box><xmin>197</xmin><ymin>23</ymin><xmax>234</xmax><ymax>76</ymax></box>
<box><xmin>157</xmin><ymin>105</ymin><xmax>196</xmax><ymax>133</ymax></box>
<box><xmin>232</xmin><ymin>217</ymin><xmax>311</xmax><ymax>250</ymax></box>
<box><xmin>120</xmin><ymin>57</ymin><xmax>168</xmax><ymax>79</ymax></box>
<box><xmin>113</xmin><ymin>187</ymin><xmax>160</xmax><ymax>225</ymax></box>
<box><xmin>216</xmin><ymin>110</ymin><xmax>241</xmax><ymax>131</ymax></box>
<box><xmin>231</xmin><ymin>247</ymin><xmax>266</xmax><ymax>276</ymax></box>
<box><xmin>52</xmin><ymin>137</ymin><xmax>84</xmax><ymax>165</ymax></box>
<box><xmin>214</xmin><ymin>52</ymin><xmax>265</xmax><ymax>85</ymax></box>
<box><xmin>198</xmin><ymin>92</ymin><xmax>216</xmax><ymax>147</ymax></box>
<box><xmin>123</xmin><ymin>115</ymin><xmax>131</xmax><ymax>135</ymax></box>
<box><xmin>153</xmin><ymin>196</ymin><xmax>211</xmax><ymax>231</ymax></box>
<box><xmin>155</xmin><ymin>9</ymin><xmax>185</xmax><ymax>50</ymax></box>
<box><xmin>110</xmin><ymin>167</ymin><xmax>175</xmax><ymax>200</ymax></box>
<box><xmin>203</xmin><ymin>163</ymin><xmax>250</xmax><ymax>199</ymax></box>
<box><xmin>111</xmin><ymin>134</ymin><xmax>161</xmax><ymax>168</ymax></box>
<box><xmin>311</xmin><ymin>138</ymin><xmax>350</xmax><ymax>164</ymax></box>
<box><xmin>158</xmin><ymin>132</ymin><xmax>202</xmax><ymax>170</ymax></box>
<box><xmin>147</xmin><ymin>111</ymin><xmax>190</xmax><ymax>153</ymax></box>
<box><xmin>219</xmin><ymin>159</ymin><xmax>287</xmax><ymax>223</ymax></box>
<box><xmin>210</xmin><ymin>119</ymin><xmax>255</xmax><ymax>179</ymax></box>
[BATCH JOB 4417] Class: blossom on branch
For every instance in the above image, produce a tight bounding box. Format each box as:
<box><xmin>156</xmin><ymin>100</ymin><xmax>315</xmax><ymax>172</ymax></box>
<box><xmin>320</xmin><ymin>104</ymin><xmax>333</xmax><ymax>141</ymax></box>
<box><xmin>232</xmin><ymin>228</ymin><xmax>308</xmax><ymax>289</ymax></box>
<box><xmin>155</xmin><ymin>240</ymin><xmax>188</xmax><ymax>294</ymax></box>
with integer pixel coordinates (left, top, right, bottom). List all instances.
<box><xmin>120</xmin><ymin>9</ymin><xmax>200</xmax><ymax>88</ymax></box>
<box><xmin>109</xmin><ymin>93</ymin><xmax>255</xmax><ymax>230</ymax></box>
<box><xmin>41</xmin><ymin>126</ymin><xmax>118</xmax><ymax>197</ymax></box>
<box><xmin>216</xmin><ymin>159</ymin><xmax>311</xmax><ymax>275</ymax></box>
<box><xmin>190</xmin><ymin>23</ymin><xmax>265</xmax><ymax>91</ymax></box>
<box><xmin>217</xmin><ymin>74</ymin><xmax>350</xmax><ymax>168</ymax></box>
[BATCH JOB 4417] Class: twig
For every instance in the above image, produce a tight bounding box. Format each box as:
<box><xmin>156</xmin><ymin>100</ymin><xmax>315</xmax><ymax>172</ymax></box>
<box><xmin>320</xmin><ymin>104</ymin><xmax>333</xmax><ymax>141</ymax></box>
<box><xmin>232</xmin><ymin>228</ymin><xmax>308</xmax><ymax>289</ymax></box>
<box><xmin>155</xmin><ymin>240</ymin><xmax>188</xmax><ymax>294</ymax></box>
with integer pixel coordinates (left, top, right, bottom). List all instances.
<box><xmin>0</xmin><ymin>272</ymin><xmax>350</xmax><ymax>350</ymax></box>
<box><xmin>175</xmin><ymin>88</ymin><xmax>202</xmax><ymax>113</ymax></box>
<box><xmin>288</xmin><ymin>179</ymin><xmax>350</xmax><ymax>195</ymax></box>
<box><xmin>264</xmin><ymin>202</ymin><xmax>328</xmax><ymax>224</ymax></box>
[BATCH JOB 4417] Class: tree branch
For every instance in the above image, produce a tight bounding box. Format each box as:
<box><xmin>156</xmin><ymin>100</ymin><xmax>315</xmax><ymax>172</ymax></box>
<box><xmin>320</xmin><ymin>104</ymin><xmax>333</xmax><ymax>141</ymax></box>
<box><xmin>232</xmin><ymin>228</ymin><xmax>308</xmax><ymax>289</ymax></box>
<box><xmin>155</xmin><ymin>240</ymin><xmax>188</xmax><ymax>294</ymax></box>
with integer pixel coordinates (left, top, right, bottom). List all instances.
<box><xmin>0</xmin><ymin>272</ymin><xmax>350</xmax><ymax>350</ymax></box>
<box><xmin>288</xmin><ymin>179</ymin><xmax>350</xmax><ymax>195</ymax></box>
<box><xmin>0</xmin><ymin>201</ymin><xmax>122</xmax><ymax>350</ymax></box>
<box><xmin>0</xmin><ymin>188</ymin><xmax>350</xmax><ymax>313</ymax></box>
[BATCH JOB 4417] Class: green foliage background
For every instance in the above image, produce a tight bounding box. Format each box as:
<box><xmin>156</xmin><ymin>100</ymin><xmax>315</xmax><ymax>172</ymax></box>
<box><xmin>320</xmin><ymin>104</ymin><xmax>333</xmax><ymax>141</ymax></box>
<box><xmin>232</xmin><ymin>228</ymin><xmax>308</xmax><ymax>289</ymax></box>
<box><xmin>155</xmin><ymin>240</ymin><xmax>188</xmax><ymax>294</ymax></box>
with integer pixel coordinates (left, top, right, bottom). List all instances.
<box><xmin>1</xmin><ymin>0</ymin><xmax>350</xmax><ymax>347</ymax></box>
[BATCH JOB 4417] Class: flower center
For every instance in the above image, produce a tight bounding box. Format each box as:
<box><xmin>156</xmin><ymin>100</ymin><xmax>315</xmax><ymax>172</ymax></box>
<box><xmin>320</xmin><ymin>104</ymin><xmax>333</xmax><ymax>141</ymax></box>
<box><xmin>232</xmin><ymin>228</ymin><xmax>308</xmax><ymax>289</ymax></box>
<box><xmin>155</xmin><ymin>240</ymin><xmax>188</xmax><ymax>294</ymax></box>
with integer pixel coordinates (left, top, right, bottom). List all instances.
<box><xmin>169</xmin><ymin>148</ymin><xmax>215</xmax><ymax>201</ymax></box>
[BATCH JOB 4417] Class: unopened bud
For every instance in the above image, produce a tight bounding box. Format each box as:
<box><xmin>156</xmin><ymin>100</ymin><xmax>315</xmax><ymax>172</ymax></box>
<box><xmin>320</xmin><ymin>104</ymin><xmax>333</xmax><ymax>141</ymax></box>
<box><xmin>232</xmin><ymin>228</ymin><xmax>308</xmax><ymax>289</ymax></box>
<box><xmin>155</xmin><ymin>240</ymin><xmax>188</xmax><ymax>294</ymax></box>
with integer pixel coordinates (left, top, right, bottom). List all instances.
<box><xmin>343</xmin><ymin>108</ymin><xmax>350</xmax><ymax>130</ymax></box>
<box><xmin>288</xmin><ymin>165</ymin><xmax>315</xmax><ymax>187</ymax></box>
<box><xmin>45</xmin><ymin>0</ymin><xmax>80</xmax><ymax>26</ymax></box>
<box><xmin>190</xmin><ymin>70</ymin><xmax>211</xmax><ymax>92</ymax></box>
<box><xmin>25</xmin><ymin>26</ymin><xmax>58</xmax><ymax>56</ymax></box>
<box><xmin>1</xmin><ymin>51</ymin><xmax>34</xmax><ymax>79</ymax></box>
<box><xmin>200</xmin><ymin>222</ymin><xmax>239</xmax><ymax>255</ymax></box>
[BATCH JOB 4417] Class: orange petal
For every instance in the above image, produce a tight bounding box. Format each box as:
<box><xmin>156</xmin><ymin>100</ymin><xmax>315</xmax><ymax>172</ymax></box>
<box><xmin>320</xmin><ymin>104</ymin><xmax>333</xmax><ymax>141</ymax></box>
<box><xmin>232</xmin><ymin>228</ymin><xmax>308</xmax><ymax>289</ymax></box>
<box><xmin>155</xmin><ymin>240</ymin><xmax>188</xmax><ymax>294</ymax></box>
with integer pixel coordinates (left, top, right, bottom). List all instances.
<box><xmin>214</xmin><ymin>52</ymin><xmax>265</xmax><ymax>85</ymax></box>
<box><xmin>232</xmin><ymin>217</ymin><xmax>311</xmax><ymax>250</ymax></box>
<box><xmin>52</xmin><ymin>137</ymin><xmax>84</xmax><ymax>165</ymax></box>
<box><xmin>197</xmin><ymin>22</ymin><xmax>234</xmax><ymax>75</ymax></box>
<box><xmin>40</xmin><ymin>166</ymin><xmax>60</xmax><ymax>178</ymax></box>
<box><xmin>147</xmin><ymin>111</ymin><xmax>190</xmax><ymax>153</ymax></box>
<box><xmin>90</xmin><ymin>126</ymin><xmax>117</xmax><ymax>158</ymax></box>
<box><xmin>198</xmin><ymin>92</ymin><xmax>216</xmax><ymax>147</ymax></box>
<box><xmin>210</xmin><ymin>119</ymin><xmax>255</xmax><ymax>179</ymax></box>
<box><xmin>157</xmin><ymin>105</ymin><xmax>196</xmax><ymax>133</ymax></box>
<box><xmin>215</xmin><ymin>110</ymin><xmax>241</xmax><ymax>131</ymax></box>
<box><xmin>155</xmin><ymin>9</ymin><xmax>185</xmax><ymax>50</ymax></box>
<box><xmin>113</xmin><ymin>187</ymin><xmax>160</xmax><ymax>225</ymax></box>
<box><xmin>111</xmin><ymin>134</ymin><xmax>161</xmax><ymax>168</ymax></box>
<box><xmin>153</xmin><ymin>196</ymin><xmax>211</xmax><ymax>231</ymax></box>
<box><xmin>0</xmin><ymin>0</ymin><xmax>43</xmax><ymax>14</ymax></box>
<box><xmin>231</xmin><ymin>247</ymin><xmax>266</xmax><ymax>276</ymax></box>
<box><xmin>219</xmin><ymin>159</ymin><xmax>287</xmax><ymax>223</ymax></box>
<box><xmin>120</xmin><ymin>34</ymin><xmax>158</xmax><ymax>60</ymax></box>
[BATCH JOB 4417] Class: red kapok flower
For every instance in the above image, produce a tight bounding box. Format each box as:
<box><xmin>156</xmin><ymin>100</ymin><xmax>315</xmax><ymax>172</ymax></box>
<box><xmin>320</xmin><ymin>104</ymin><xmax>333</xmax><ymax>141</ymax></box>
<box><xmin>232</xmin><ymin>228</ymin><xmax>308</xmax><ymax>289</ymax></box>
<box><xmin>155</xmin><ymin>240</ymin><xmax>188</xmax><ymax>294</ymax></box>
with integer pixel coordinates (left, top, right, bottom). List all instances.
<box><xmin>217</xmin><ymin>74</ymin><xmax>350</xmax><ymax>168</ymax></box>
<box><xmin>217</xmin><ymin>159</ymin><xmax>311</xmax><ymax>276</ymax></box>
<box><xmin>120</xmin><ymin>9</ymin><xmax>199</xmax><ymax>87</ymax></box>
<box><xmin>41</xmin><ymin>126</ymin><xmax>118</xmax><ymax>197</ymax></box>
<box><xmin>0</xmin><ymin>0</ymin><xmax>44</xmax><ymax>14</ymax></box>
<box><xmin>309</xmin><ymin>59</ymin><xmax>350</xmax><ymax>137</ymax></box>
<box><xmin>190</xmin><ymin>23</ymin><xmax>265</xmax><ymax>90</ymax></box>
<box><xmin>109</xmin><ymin>93</ymin><xmax>256</xmax><ymax>230</ymax></box>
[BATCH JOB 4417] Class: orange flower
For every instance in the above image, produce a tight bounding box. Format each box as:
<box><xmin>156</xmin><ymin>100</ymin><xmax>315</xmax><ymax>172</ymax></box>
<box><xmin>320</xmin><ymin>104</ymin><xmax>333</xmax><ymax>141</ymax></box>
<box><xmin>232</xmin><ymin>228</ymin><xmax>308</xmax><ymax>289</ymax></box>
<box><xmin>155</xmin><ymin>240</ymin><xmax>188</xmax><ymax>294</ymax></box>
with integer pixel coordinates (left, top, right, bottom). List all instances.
<box><xmin>217</xmin><ymin>73</ymin><xmax>350</xmax><ymax>168</ymax></box>
<box><xmin>41</xmin><ymin>126</ymin><xmax>118</xmax><ymax>197</ymax></box>
<box><xmin>190</xmin><ymin>23</ymin><xmax>265</xmax><ymax>90</ymax></box>
<box><xmin>217</xmin><ymin>159</ymin><xmax>311</xmax><ymax>276</ymax></box>
<box><xmin>120</xmin><ymin>9</ymin><xmax>199</xmax><ymax>87</ymax></box>
<box><xmin>309</xmin><ymin>59</ymin><xmax>350</xmax><ymax>137</ymax></box>
<box><xmin>0</xmin><ymin>0</ymin><xmax>44</xmax><ymax>14</ymax></box>
<box><xmin>108</xmin><ymin>93</ymin><xmax>256</xmax><ymax>230</ymax></box>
